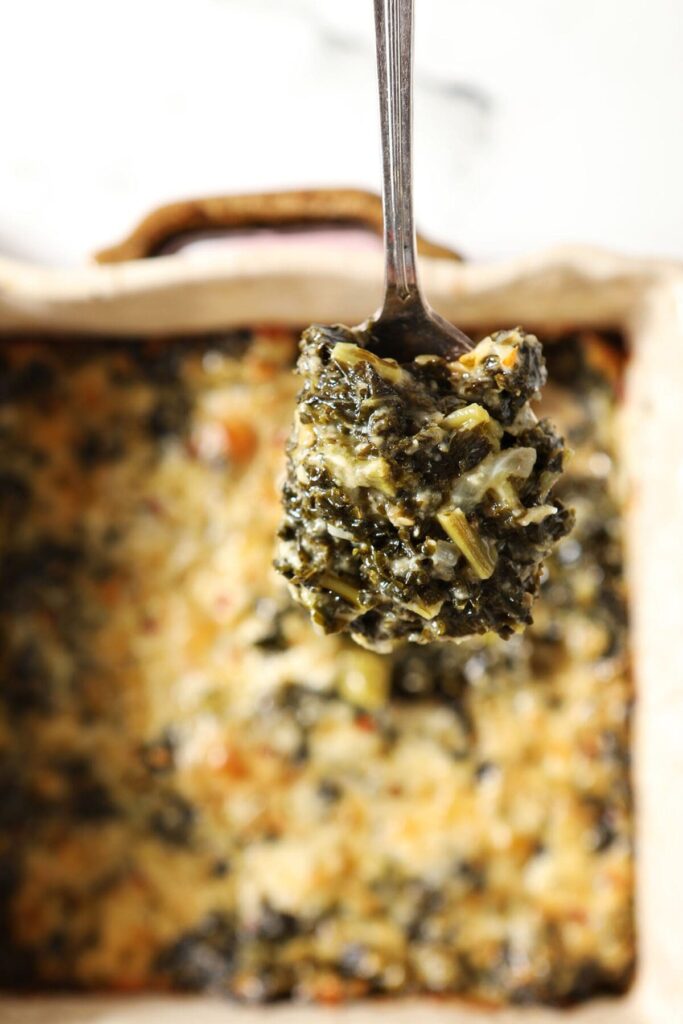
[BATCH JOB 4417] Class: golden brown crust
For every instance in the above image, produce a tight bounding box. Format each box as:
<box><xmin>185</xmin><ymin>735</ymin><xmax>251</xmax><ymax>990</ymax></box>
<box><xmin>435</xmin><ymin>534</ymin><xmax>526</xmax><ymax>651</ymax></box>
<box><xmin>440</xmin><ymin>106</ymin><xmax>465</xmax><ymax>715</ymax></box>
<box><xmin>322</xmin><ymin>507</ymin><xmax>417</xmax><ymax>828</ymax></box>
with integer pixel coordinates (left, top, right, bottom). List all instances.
<box><xmin>0</xmin><ymin>327</ymin><xmax>633</xmax><ymax>1005</ymax></box>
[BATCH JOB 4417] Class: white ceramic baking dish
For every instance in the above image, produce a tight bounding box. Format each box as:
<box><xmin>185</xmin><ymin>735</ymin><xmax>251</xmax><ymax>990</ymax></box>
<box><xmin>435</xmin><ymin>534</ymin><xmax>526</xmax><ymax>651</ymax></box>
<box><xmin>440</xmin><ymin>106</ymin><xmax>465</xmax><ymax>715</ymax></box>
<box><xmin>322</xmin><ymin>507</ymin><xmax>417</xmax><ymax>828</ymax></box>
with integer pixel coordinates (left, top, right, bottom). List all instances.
<box><xmin>1</xmin><ymin>191</ymin><xmax>682</xmax><ymax>1024</ymax></box>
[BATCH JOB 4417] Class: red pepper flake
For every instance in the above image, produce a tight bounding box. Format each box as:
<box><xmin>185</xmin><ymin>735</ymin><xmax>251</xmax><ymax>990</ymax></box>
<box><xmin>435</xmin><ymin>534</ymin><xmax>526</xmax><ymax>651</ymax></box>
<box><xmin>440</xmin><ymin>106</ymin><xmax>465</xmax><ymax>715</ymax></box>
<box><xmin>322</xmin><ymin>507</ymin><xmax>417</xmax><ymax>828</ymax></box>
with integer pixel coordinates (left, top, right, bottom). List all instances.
<box><xmin>354</xmin><ymin>713</ymin><xmax>376</xmax><ymax>732</ymax></box>
<box><xmin>218</xmin><ymin>747</ymin><xmax>250</xmax><ymax>779</ymax></box>
<box><xmin>214</xmin><ymin>593</ymin><xmax>233</xmax><ymax>613</ymax></box>
<box><xmin>312</xmin><ymin>973</ymin><xmax>345</xmax><ymax>1004</ymax></box>
<box><xmin>223</xmin><ymin>420</ymin><xmax>257</xmax><ymax>463</ymax></box>
<box><xmin>145</xmin><ymin>745</ymin><xmax>172</xmax><ymax>770</ymax></box>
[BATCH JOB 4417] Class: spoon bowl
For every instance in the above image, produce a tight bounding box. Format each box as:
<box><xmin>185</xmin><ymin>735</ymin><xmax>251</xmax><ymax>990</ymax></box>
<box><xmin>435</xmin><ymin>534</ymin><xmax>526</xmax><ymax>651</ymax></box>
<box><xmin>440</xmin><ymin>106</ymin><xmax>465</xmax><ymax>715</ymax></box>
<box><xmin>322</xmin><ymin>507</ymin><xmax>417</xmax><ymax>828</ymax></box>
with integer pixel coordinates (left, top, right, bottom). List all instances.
<box><xmin>370</xmin><ymin>301</ymin><xmax>472</xmax><ymax>361</ymax></box>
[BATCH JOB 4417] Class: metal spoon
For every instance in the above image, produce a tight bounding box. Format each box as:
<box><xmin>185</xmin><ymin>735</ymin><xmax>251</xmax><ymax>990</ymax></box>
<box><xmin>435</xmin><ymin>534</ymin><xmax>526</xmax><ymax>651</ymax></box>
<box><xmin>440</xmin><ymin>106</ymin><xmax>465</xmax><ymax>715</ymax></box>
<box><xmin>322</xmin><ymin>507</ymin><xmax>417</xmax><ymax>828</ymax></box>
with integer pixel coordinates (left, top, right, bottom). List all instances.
<box><xmin>369</xmin><ymin>0</ymin><xmax>472</xmax><ymax>361</ymax></box>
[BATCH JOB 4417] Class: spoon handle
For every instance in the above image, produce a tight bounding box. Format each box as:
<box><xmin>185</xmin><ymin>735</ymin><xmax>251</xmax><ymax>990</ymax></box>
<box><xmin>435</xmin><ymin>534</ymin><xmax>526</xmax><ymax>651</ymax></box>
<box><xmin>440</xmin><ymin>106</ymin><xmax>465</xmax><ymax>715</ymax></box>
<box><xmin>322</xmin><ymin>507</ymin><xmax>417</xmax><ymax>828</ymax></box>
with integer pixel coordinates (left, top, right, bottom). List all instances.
<box><xmin>374</xmin><ymin>0</ymin><xmax>423</xmax><ymax>316</ymax></box>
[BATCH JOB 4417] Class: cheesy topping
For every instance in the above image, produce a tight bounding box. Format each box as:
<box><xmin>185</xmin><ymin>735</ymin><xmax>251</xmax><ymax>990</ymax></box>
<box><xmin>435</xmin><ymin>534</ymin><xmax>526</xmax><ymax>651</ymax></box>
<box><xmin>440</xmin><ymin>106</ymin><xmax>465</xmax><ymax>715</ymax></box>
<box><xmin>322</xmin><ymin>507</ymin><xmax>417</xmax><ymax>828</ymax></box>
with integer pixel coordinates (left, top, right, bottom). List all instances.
<box><xmin>0</xmin><ymin>329</ymin><xmax>633</xmax><ymax>1005</ymax></box>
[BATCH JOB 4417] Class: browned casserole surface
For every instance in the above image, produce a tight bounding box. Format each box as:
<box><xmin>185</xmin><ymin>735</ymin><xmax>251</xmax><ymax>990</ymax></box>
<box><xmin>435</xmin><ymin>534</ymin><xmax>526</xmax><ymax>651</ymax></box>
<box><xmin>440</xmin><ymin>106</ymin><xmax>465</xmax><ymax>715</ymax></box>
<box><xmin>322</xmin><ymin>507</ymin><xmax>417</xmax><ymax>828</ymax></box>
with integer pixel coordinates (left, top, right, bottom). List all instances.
<box><xmin>0</xmin><ymin>327</ymin><xmax>634</xmax><ymax>1005</ymax></box>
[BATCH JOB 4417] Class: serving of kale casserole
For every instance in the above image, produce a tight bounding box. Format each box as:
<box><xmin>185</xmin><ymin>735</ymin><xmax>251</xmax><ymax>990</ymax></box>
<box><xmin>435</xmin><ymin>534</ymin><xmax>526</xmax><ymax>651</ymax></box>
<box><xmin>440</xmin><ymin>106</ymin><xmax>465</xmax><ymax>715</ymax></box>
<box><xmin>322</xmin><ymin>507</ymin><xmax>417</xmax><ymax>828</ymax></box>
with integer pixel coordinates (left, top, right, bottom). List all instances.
<box><xmin>277</xmin><ymin>324</ymin><xmax>572</xmax><ymax>650</ymax></box>
<box><xmin>0</xmin><ymin>326</ymin><xmax>634</xmax><ymax>1005</ymax></box>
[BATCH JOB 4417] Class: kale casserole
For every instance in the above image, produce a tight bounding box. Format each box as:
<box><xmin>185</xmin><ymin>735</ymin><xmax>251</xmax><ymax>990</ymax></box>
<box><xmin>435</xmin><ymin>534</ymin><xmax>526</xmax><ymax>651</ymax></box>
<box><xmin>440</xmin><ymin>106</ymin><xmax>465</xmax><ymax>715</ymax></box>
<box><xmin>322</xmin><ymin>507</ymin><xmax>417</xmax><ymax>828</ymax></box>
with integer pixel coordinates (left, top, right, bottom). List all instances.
<box><xmin>0</xmin><ymin>326</ymin><xmax>634</xmax><ymax>1005</ymax></box>
<box><xmin>277</xmin><ymin>324</ymin><xmax>572</xmax><ymax>650</ymax></box>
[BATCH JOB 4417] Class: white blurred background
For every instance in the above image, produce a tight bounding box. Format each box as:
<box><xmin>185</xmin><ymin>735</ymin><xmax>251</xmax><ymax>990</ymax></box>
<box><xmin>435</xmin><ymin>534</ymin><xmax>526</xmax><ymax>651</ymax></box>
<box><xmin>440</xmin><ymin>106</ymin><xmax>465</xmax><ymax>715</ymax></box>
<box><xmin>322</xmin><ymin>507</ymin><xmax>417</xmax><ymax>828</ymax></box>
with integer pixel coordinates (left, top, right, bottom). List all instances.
<box><xmin>2</xmin><ymin>0</ymin><xmax>682</xmax><ymax>266</ymax></box>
